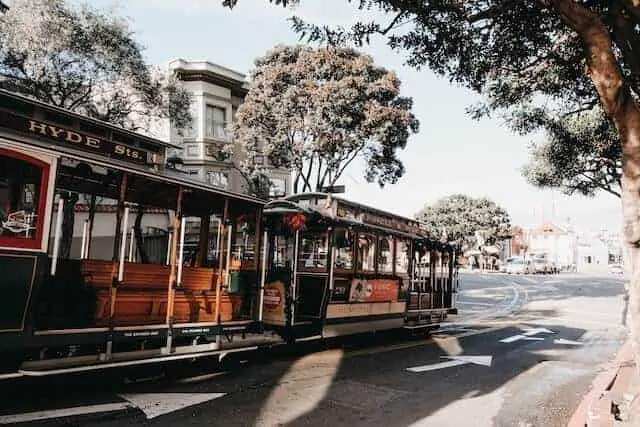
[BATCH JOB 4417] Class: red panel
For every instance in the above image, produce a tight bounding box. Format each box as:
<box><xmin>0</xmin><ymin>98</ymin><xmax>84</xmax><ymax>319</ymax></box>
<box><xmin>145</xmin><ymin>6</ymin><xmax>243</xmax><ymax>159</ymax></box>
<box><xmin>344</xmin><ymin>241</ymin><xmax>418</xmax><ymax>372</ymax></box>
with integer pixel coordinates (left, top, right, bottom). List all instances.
<box><xmin>0</xmin><ymin>148</ymin><xmax>51</xmax><ymax>251</ymax></box>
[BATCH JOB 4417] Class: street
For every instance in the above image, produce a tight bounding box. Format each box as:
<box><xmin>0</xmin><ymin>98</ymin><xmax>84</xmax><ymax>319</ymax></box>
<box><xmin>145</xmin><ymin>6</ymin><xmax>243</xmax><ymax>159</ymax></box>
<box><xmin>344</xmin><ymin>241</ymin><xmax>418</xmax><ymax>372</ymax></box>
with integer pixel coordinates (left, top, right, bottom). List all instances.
<box><xmin>0</xmin><ymin>273</ymin><xmax>628</xmax><ymax>427</ymax></box>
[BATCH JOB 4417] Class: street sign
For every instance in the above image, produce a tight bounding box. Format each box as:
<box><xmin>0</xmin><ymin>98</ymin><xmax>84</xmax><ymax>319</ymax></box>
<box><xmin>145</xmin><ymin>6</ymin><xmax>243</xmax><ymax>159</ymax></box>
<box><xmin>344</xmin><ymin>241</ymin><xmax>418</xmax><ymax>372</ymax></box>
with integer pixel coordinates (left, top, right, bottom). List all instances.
<box><xmin>406</xmin><ymin>355</ymin><xmax>492</xmax><ymax>373</ymax></box>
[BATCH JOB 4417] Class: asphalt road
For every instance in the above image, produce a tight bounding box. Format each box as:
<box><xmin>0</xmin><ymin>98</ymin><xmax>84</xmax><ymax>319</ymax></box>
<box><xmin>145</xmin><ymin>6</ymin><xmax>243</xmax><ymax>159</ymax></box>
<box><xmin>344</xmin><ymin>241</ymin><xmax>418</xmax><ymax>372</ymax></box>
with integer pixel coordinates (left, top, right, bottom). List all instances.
<box><xmin>0</xmin><ymin>272</ymin><xmax>628</xmax><ymax>427</ymax></box>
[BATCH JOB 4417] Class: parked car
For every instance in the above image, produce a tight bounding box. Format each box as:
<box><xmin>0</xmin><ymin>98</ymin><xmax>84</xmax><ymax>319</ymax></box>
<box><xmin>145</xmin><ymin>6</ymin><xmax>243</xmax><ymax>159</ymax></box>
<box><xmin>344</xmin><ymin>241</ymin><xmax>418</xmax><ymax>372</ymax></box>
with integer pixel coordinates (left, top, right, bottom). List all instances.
<box><xmin>532</xmin><ymin>258</ymin><xmax>549</xmax><ymax>274</ymax></box>
<box><xmin>506</xmin><ymin>257</ymin><xmax>532</xmax><ymax>274</ymax></box>
<box><xmin>610</xmin><ymin>263</ymin><xmax>624</xmax><ymax>275</ymax></box>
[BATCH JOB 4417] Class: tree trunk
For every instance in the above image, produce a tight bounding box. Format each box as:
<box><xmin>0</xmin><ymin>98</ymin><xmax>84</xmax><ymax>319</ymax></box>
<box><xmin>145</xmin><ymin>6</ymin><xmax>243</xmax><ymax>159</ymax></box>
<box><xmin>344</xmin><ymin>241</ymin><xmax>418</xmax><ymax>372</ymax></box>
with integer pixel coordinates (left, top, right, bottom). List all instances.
<box><xmin>550</xmin><ymin>0</ymin><xmax>640</xmax><ymax>369</ymax></box>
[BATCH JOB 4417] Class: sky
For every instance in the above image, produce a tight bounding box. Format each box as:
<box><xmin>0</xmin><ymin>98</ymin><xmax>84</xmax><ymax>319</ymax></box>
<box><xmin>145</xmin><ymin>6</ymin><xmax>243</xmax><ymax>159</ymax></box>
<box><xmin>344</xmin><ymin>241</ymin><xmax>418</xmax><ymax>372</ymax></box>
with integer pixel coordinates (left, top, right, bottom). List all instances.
<box><xmin>72</xmin><ymin>0</ymin><xmax>622</xmax><ymax>233</ymax></box>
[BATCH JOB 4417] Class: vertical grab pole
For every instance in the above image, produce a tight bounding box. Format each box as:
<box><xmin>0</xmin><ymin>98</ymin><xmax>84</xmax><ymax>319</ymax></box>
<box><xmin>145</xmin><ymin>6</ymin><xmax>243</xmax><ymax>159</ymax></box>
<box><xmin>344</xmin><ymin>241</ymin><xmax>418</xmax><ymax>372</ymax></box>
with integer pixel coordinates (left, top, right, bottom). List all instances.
<box><xmin>291</xmin><ymin>229</ymin><xmax>300</xmax><ymax>325</ymax></box>
<box><xmin>258</xmin><ymin>229</ymin><xmax>268</xmax><ymax>322</ymax></box>
<box><xmin>164</xmin><ymin>186</ymin><xmax>183</xmax><ymax>355</ymax></box>
<box><xmin>80</xmin><ymin>219</ymin><xmax>88</xmax><ymax>260</ymax></box>
<box><xmin>328</xmin><ymin>236</ymin><xmax>335</xmax><ymax>291</ymax></box>
<box><xmin>225</xmin><ymin>223</ymin><xmax>232</xmax><ymax>287</ymax></box>
<box><xmin>50</xmin><ymin>197</ymin><xmax>64</xmax><ymax>276</ymax></box>
<box><xmin>128</xmin><ymin>227</ymin><xmax>135</xmax><ymax>262</ymax></box>
<box><xmin>165</xmin><ymin>231</ymin><xmax>172</xmax><ymax>265</ymax></box>
<box><xmin>177</xmin><ymin>216</ymin><xmax>186</xmax><ymax>286</ymax></box>
<box><xmin>118</xmin><ymin>206</ymin><xmax>130</xmax><ymax>282</ymax></box>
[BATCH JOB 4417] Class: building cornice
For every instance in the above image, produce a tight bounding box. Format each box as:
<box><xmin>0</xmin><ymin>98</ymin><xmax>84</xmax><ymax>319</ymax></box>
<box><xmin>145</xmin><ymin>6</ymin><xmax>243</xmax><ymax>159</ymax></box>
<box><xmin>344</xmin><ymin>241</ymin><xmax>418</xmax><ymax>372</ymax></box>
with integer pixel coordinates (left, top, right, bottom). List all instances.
<box><xmin>169</xmin><ymin>59</ymin><xmax>250</xmax><ymax>96</ymax></box>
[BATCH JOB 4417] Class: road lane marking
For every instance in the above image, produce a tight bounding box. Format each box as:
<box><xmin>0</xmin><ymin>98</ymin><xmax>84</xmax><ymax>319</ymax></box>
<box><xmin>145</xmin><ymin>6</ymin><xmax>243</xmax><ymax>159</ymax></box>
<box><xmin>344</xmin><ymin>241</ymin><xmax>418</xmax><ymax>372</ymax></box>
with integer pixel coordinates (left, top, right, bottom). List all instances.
<box><xmin>407</xmin><ymin>355</ymin><xmax>493</xmax><ymax>373</ymax></box>
<box><xmin>119</xmin><ymin>393</ymin><xmax>226</xmax><ymax>419</ymax></box>
<box><xmin>499</xmin><ymin>327</ymin><xmax>553</xmax><ymax>343</ymax></box>
<box><xmin>0</xmin><ymin>392</ymin><xmax>228</xmax><ymax>424</ymax></box>
<box><xmin>457</xmin><ymin>301</ymin><xmax>494</xmax><ymax>306</ymax></box>
<box><xmin>345</xmin><ymin>326</ymin><xmax>507</xmax><ymax>358</ymax></box>
<box><xmin>0</xmin><ymin>402</ymin><xmax>132</xmax><ymax>424</ymax></box>
<box><xmin>554</xmin><ymin>339</ymin><xmax>583</xmax><ymax>346</ymax></box>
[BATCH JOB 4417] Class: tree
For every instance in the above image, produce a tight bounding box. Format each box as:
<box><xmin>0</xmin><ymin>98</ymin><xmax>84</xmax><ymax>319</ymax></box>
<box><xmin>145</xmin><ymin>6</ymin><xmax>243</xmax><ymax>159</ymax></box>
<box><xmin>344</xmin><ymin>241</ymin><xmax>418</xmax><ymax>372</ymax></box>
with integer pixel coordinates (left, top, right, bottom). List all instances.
<box><xmin>522</xmin><ymin>108</ymin><xmax>622</xmax><ymax>198</ymax></box>
<box><xmin>229</xmin><ymin>44</ymin><xmax>419</xmax><ymax>194</ymax></box>
<box><xmin>223</xmin><ymin>0</ymin><xmax>640</xmax><ymax>374</ymax></box>
<box><xmin>416</xmin><ymin>194</ymin><xmax>512</xmax><ymax>251</ymax></box>
<box><xmin>0</xmin><ymin>0</ymin><xmax>191</xmax><ymax>258</ymax></box>
<box><xmin>0</xmin><ymin>0</ymin><xmax>191</xmax><ymax>131</ymax></box>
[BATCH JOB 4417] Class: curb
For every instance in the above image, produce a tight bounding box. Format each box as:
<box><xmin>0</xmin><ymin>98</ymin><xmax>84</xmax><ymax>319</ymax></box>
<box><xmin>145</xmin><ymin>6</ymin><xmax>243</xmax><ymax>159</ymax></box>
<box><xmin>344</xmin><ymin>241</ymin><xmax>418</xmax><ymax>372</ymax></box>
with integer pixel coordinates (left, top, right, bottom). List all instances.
<box><xmin>567</xmin><ymin>339</ymin><xmax>635</xmax><ymax>427</ymax></box>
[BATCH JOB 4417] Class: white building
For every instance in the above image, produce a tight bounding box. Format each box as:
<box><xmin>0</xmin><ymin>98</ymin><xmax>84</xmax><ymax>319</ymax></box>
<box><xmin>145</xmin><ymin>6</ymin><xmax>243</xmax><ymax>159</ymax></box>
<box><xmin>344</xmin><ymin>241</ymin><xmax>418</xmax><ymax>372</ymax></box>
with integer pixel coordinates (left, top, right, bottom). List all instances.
<box><xmin>525</xmin><ymin>221</ymin><xmax>578</xmax><ymax>269</ymax></box>
<box><xmin>162</xmin><ymin>59</ymin><xmax>291</xmax><ymax>198</ymax></box>
<box><xmin>575</xmin><ymin>230</ymin><xmax>613</xmax><ymax>273</ymax></box>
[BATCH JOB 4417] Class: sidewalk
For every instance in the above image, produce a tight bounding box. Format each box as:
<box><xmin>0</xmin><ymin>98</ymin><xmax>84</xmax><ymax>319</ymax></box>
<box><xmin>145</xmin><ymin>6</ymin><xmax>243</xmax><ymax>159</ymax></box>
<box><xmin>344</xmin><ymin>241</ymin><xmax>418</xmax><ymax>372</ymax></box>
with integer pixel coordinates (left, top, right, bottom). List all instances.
<box><xmin>568</xmin><ymin>339</ymin><xmax>640</xmax><ymax>426</ymax></box>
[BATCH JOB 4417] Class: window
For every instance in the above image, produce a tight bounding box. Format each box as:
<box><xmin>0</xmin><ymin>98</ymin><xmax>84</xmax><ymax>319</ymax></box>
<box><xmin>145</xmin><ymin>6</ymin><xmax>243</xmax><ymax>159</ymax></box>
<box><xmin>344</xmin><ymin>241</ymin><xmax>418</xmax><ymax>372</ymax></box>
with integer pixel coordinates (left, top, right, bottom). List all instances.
<box><xmin>298</xmin><ymin>231</ymin><xmax>328</xmax><ymax>270</ymax></box>
<box><xmin>207</xmin><ymin>171</ymin><xmax>228</xmax><ymax>189</ymax></box>
<box><xmin>357</xmin><ymin>233</ymin><xmax>376</xmax><ymax>272</ymax></box>
<box><xmin>333</xmin><ymin>228</ymin><xmax>353</xmax><ymax>270</ymax></box>
<box><xmin>232</xmin><ymin>213</ymin><xmax>256</xmax><ymax>265</ymax></box>
<box><xmin>377</xmin><ymin>235</ymin><xmax>394</xmax><ymax>274</ymax></box>
<box><xmin>395</xmin><ymin>239</ymin><xmax>410</xmax><ymax>274</ymax></box>
<box><xmin>269</xmin><ymin>178</ymin><xmax>286</xmax><ymax>198</ymax></box>
<box><xmin>0</xmin><ymin>150</ymin><xmax>49</xmax><ymax>249</ymax></box>
<box><xmin>271</xmin><ymin>233</ymin><xmax>294</xmax><ymax>269</ymax></box>
<box><xmin>205</xmin><ymin>105</ymin><xmax>227</xmax><ymax>139</ymax></box>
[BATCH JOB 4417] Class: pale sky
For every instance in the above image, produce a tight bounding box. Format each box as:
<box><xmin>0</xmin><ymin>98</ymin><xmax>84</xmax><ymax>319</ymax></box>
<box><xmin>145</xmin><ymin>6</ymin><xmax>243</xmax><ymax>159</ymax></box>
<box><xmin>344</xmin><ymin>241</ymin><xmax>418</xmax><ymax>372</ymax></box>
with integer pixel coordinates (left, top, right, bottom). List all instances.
<box><xmin>81</xmin><ymin>0</ymin><xmax>622</xmax><ymax>233</ymax></box>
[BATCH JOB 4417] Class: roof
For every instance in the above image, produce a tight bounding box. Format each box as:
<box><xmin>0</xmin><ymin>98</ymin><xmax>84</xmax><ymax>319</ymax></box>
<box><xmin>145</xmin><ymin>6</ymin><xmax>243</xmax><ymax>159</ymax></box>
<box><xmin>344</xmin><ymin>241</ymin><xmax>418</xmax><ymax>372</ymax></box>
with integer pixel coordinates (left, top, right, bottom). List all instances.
<box><xmin>533</xmin><ymin>222</ymin><xmax>567</xmax><ymax>235</ymax></box>
<box><xmin>169</xmin><ymin>59</ymin><xmax>250</xmax><ymax>94</ymax></box>
<box><xmin>0</xmin><ymin>88</ymin><xmax>181</xmax><ymax>150</ymax></box>
<box><xmin>264</xmin><ymin>193</ymin><xmax>457</xmax><ymax>250</ymax></box>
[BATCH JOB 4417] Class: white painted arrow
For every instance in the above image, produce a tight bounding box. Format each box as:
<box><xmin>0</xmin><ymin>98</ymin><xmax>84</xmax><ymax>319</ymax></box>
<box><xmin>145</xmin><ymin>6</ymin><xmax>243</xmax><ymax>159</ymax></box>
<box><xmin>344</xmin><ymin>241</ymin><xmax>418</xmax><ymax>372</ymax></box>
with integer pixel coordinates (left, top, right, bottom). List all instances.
<box><xmin>407</xmin><ymin>355</ymin><xmax>492</xmax><ymax>373</ymax></box>
<box><xmin>522</xmin><ymin>328</ymin><xmax>554</xmax><ymax>336</ymax></box>
<box><xmin>499</xmin><ymin>335</ymin><xmax>545</xmax><ymax>343</ymax></box>
<box><xmin>500</xmin><ymin>327</ymin><xmax>554</xmax><ymax>343</ymax></box>
<box><xmin>553</xmin><ymin>338</ymin><xmax>583</xmax><ymax>346</ymax></box>
<box><xmin>118</xmin><ymin>393</ymin><xmax>226</xmax><ymax>419</ymax></box>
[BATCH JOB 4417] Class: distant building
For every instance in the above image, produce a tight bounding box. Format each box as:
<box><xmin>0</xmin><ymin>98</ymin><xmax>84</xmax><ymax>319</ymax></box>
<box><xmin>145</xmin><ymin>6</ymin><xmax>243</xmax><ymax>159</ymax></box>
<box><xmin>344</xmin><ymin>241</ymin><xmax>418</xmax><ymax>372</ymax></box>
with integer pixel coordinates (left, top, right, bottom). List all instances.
<box><xmin>0</xmin><ymin>1</ymin><xmax>9</xmax><ymax>13</ymax></box>
<box><xmin>161</xmin><ymin>59</ymin><xmax>291</xmax><ymax>198</ymax></box>
<box><xmin>525</xmin><ymin>221</ymin><xmax>577</xmax><ymax>269</ymax></box>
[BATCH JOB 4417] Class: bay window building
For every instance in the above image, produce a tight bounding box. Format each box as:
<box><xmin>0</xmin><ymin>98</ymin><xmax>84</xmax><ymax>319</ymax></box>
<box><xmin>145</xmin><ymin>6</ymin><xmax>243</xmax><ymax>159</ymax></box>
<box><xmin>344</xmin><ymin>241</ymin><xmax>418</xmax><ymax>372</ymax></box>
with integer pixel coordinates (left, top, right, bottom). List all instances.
<box><xmin>163</xmin><ymin>59</ymin><xmax>290</xmax><ymax>199</ymax></box>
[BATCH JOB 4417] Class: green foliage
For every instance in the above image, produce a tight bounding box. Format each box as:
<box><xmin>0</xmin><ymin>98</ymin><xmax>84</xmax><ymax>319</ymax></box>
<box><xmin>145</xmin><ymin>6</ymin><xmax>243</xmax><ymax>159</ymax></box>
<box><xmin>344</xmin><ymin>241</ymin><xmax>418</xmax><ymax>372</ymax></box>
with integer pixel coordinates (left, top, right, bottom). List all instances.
<box><xmin>0</xmin><ymin>0</ymin><xmax>191</xmax><ymax>132</ymax></box>
<box><xmin>522</xmin><ymin>107</ymin><xmax>621</xmax><ymax>198</ymax></box>
<box><xmin>416</xmin><ymin>194</ymin><xmax>511</xmax><ymax>250</ymax></box>
<box><xmin>222</xmin><ymin>0</ymin><xmax>640</xmax><ymax>198</ymax></box>
<box><xmin>230</xmin><ymin>44</ymin><xmax>419</xmax><ymax>194</ymax></box>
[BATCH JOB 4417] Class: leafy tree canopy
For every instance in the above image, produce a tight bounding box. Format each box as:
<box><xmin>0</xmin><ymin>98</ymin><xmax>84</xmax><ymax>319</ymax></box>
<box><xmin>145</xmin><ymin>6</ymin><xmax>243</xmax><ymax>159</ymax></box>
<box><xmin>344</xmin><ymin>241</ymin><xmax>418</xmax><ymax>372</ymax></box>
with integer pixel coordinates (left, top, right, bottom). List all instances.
<box><xmin>416</xmin><ymin>194</ymin><xmax>512</xmax><ymax>250</ymax></box>
<box><xmin>229</xmin><ymin>44</ymin><xmax>419</xmax><ymax>194</ymax></box>
<box><xmin>0</xmin><ymin>0</ymin><xmax>191</xmax><ymax>132</ymax></box>
<box><xmin>522</xmin><ymin>108</ymin><xmax>622</xmax><ymax>198</ymax></box>
<box><xmin>222</xmin><ymin>0</ymin><xmax>639</xmax><ymax>203</ymax></box>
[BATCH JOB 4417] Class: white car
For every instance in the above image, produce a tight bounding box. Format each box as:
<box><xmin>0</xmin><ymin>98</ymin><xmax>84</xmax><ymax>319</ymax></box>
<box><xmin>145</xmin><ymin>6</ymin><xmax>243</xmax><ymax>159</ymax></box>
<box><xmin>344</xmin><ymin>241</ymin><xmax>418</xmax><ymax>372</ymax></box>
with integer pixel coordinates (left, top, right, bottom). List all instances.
<box><xmin>506</xmin><ymin>258</ymin><xmax>532</xmax><ymax>274</ymax></box>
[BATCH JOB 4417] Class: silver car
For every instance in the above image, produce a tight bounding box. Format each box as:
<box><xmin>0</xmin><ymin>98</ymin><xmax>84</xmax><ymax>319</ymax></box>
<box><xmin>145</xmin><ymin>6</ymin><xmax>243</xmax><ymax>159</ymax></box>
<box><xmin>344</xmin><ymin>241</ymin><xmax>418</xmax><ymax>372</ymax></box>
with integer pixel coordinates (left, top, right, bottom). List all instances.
<box><xmin>506</xmin><ymin>258</ymin><xmax>531</xmax><ymax>274</ymax></box>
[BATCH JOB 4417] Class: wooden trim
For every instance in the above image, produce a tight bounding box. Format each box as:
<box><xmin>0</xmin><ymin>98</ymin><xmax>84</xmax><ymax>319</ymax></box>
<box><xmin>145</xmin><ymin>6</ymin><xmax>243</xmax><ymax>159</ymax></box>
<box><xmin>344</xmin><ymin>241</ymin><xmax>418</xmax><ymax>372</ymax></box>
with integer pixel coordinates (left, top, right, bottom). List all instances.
<box><xmin>166</xmin><ymin>186</ymin><xmax>184</xmax><ymax>324</ymax></box>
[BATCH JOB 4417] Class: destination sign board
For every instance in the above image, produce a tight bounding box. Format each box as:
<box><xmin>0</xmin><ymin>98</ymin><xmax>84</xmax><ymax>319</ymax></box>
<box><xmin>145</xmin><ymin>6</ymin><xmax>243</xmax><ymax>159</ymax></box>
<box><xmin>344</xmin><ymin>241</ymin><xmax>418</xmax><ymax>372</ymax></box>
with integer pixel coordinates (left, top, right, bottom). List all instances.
<box><xmin>0</xmin><ymin>111</ymin><xmax>152</xmax><ymax>165</ymax></box>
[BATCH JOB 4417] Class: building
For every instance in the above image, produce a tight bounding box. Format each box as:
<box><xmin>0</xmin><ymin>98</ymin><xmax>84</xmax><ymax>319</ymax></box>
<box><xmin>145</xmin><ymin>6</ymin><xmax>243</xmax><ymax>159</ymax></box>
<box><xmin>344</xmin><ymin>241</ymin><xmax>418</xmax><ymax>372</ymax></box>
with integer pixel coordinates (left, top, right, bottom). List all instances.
<box><xmin>525</xmin><ymin>221</ymin><xmax>577</xmax><ymax>269</ymax></box>
<box><xmin>0</xmin><ymin>1</ymin><xmax>8</xmax><ymax>13</ymax></box>
<box><xmin>163</xmin><ymin>59</ymin><xmax>291</xmax><ymax>198</ymax></box>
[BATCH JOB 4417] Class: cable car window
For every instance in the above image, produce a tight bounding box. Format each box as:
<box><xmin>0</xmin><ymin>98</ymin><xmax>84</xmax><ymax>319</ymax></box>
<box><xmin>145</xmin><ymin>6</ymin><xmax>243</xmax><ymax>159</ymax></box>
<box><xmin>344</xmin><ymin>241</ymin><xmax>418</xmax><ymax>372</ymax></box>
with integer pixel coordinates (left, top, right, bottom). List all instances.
<box><xmin>0</xmin><ymin>150</ymin><xmax>47</xmax><ymax>249</ymax></box>
<box><xmin>395</xmin><ymin>239</ymin><xmax>410</xmax><ymax>274</ymax></box>
<box><xmin>298</xmin><ymin>231</ymin><xmax>328</xmax><ymax>271</ymax></box>
<box><xmin>271</xmin><ymin>233</ymin><xmax>294</xmax><ymax>269</ymax></box>
<box><xmin>357</xmin><ymin>233</ymin><xmax>376</xmax><ymax>272</ymax></box>
<box><xmin>377</xmin><ymin>235</ymin><xmax>394</xmax><ymax>274</ymax></box>
<box><xmin>333</xmin><ymin>228</ymin><xmax>353</xmax><ymax>270</ymax></box>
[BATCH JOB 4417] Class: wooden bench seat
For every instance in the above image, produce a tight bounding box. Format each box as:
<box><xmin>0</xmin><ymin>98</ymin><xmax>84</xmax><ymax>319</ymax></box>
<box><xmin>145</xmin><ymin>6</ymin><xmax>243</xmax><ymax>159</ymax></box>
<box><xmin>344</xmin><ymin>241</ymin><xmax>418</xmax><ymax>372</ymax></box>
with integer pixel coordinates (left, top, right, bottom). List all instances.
<box><xmin>55</xmin><ymin>259</ymin><xmax>232</xmax><ymax>326</ymax></box>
